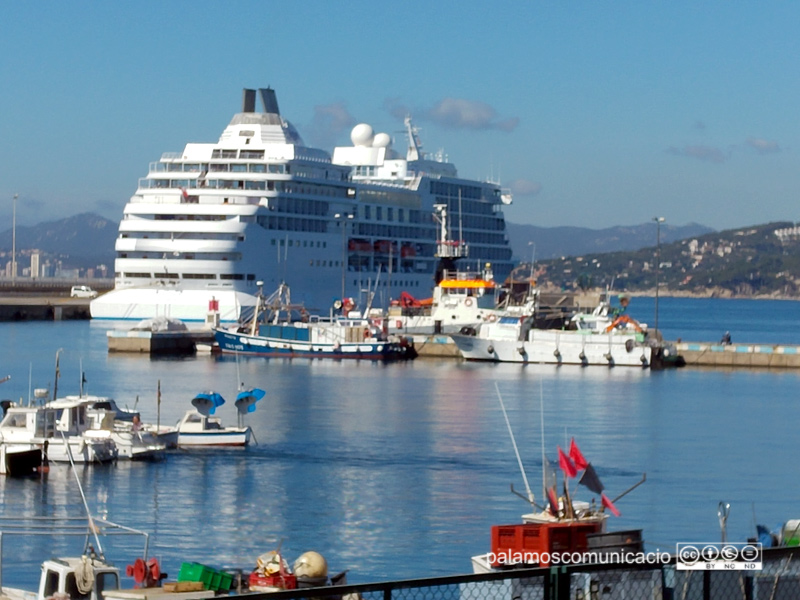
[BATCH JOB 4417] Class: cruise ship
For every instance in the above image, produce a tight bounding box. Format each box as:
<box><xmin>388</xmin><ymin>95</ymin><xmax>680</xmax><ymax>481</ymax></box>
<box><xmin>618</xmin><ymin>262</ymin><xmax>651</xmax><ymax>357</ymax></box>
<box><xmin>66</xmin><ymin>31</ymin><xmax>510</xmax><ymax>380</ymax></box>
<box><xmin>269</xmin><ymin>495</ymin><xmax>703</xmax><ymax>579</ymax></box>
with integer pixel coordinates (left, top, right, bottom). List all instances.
<box><xmin>91</xmin><ymin>88</ymin><xmax>515</xmax><ymax>322</ymax></box>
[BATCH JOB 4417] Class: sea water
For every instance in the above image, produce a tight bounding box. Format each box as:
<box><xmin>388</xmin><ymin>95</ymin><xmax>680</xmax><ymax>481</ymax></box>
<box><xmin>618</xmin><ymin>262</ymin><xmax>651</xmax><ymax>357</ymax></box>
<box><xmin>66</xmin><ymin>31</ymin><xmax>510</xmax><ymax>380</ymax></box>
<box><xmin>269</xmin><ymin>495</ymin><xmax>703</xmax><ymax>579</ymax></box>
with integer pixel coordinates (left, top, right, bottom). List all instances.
<box><xmin>0</xmin><ymin>297</ymin><xmax>798</xmax><ymax>587</ymax></box>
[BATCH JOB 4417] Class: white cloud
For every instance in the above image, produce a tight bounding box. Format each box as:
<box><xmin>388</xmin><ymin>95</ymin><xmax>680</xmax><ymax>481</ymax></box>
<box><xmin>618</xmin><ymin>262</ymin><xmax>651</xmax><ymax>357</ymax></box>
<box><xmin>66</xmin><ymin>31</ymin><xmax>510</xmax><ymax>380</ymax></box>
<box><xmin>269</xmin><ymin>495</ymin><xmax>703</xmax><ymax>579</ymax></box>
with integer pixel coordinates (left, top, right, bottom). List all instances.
<box><xmin>746</xmin><ymin>137</ymin><xmax>781</xmax><ymax>154</ymax></box>
<box><xmin>509</xmin><ymin>179</ymin><xmax>542</xmax><ymax>196</ymax></box>
<box><xmin>425</xmin><ymin>98</ymin><xmax>519</xmax><ymax>131</ymax></box>
<box><xmin>384</xmin><ymin>97</ymin><xmax>518</xmax><ymax>132</ymax></box>
<box><xmin>305</xmin><ymin>102</ymin><xmax>357</xmax><ymax>149</ymax></box>
<box><xmin>666</xmin><ymin>145</ymin><xmax>727</xmax><ymax>163</ymax></box>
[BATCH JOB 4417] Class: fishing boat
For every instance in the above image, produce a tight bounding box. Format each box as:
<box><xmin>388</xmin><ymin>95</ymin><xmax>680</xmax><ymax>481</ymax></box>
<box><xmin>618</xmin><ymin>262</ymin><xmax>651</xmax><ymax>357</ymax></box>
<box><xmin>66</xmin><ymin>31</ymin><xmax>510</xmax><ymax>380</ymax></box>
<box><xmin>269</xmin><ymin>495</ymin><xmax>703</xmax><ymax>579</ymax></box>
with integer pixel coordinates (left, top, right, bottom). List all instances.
<box><xmin>79</xmin><ymin>398</ymin><xmax>167</xmax><ymax>461</ymax></box>
<box><xmin>213</xmin><ymin>283</ymin><xmax>416</xmax><ymax>360</ymax></box>
<box><xmin>471</xmin><ymin>436</ymin><xmax>645</xmax><ymax>573</ymax></box>
<box><xmin>175</xmin><ymin>390</ymin><xmax>261</xmax><ymax>448</ymax></box>
<box><xmin>91</xmin><ymin>87</ymin><xmax>515</xmax><ymax>323</ymax></box>
<box><xmin>451</xmin><ymin>294</ymin><xmax>664</xmax><ymax>367</ymax></box>
<box><xmin>0</xmin><ymin>514</ymin><xmax>220</xmax><ymax>600</ymax></box>
<box><xmin>0</xmin><ymin>400</ymin><xmax>118</xmax><ymax>464</ymax></box>
<box><xmin>84</xmin><ymin>397</ymin><xmax>140</xmax><ymax>423</ymax></box>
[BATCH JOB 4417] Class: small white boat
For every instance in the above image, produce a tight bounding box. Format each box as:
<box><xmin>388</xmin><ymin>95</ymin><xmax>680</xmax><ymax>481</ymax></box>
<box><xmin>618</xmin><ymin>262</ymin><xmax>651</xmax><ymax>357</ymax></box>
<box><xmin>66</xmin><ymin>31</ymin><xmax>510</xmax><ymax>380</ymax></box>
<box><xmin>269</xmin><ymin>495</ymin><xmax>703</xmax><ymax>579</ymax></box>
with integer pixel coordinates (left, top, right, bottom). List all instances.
<box><xmin>175</xmin><ymin>390</ymin><xmax>262</xmax><ymax>447</ymax></box>
<box><xmin>176</xmin><ymin>410</ymin><xmax>251</xmax><ymax>447</ymax></box>
<box><xmin>0</xmin><ymin>401</ymin><xmax>118</xmax><ymax>464</ymax></box>
<box><xmin>84</xmin><ymin>396</ymin><xmax>140</xmax><ymax>423</ymax></box>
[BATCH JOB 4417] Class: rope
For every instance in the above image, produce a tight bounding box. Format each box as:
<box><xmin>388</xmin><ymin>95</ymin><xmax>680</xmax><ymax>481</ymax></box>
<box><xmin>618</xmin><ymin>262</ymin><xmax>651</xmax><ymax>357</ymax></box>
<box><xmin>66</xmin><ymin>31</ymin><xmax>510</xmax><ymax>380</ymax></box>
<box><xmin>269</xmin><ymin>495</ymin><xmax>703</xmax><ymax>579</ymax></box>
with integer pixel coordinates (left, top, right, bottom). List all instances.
<box><xmin>75</xmin><ymin>556</ymin><xmax>94</xmax><ymax>594</ymax></box>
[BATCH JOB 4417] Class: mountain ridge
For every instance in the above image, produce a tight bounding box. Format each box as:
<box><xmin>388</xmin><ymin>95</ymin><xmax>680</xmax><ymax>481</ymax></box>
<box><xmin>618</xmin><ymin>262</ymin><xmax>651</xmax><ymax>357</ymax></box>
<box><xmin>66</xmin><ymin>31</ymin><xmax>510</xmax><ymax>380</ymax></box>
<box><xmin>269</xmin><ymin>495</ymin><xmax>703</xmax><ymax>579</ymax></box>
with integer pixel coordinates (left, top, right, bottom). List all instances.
<box><xmin>0</xmin><ymin>213</ymin><xmax>715</xmax><ymax>271</ymax></box>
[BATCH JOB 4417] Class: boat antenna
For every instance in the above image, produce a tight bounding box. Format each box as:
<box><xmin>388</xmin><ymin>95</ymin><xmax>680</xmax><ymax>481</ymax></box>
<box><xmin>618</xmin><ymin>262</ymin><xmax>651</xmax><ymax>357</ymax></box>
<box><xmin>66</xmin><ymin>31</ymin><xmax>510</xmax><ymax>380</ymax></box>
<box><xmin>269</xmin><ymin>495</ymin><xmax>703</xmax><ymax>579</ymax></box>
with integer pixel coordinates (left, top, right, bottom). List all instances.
<box><xmin>60</xmin><ymin>429</ymin><xmax>105</xmax><ymax>558</ymax></box>
<box><xmin>52</xmin><ymin>348</ymin><xmax>63</xmax><ymax>402</ymax></box>
<box><xmin>157</xmin><ymin>380</ymin><xmax>161</xmax><ymax>434</ymax></box>
<box><xmin>495</xmin><ymin>383</ymin><xmax>535</xmax><ymax>507</ymax></box>
<box><xmin>540</xmin><ymin>379</ymin><xmax>547</xmax><ymax>503</ymax></box>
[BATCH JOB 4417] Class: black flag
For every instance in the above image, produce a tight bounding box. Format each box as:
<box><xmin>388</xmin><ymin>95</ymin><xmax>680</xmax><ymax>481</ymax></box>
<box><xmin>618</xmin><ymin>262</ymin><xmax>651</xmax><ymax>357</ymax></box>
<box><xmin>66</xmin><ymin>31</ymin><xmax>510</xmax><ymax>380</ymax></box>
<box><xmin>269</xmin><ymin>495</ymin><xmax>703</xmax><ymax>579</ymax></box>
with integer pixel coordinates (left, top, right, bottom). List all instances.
<box><xmin>578</xmin><ymin>463</ymin><xmax>605</xmax><ymax>495</ymax></box>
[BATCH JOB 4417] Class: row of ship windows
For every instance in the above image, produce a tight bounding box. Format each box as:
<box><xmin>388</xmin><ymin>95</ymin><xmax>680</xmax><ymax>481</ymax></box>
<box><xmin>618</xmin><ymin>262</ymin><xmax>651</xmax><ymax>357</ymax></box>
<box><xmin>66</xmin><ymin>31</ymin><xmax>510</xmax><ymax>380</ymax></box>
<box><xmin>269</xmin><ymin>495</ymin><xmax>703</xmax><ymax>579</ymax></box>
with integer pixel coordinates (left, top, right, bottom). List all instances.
<box><xmin>435</xmin><ymin>196</ymin><xmax>503</xmax><ymax>217</ymax></box>
<box><xmin>152</xmin><ymin>162</ymin><xmax>287</xmax><ymax>174</ymax></box>
<box><xmin>118</xmin><ymin>253</ymin><xmax>241</xmax><ymax>260</ymax></box>
<box><xmin>119</xmin><ymin>273</ymin><xmax>256</xmax><ymax>280</ymax></box>
<box><xmin>153</xmin><ymin>159</ymin><xmax>349</xmax><ymax>182</ymax></box>
<box><xmin>140</xmin><ymin>179</ymin><xmax>349</xmax><ymax>198</ymax></box>
<box><xmin>120</xmin><ymin>232</ymin><xmax>243</xmax><ymax>241</ymax></box>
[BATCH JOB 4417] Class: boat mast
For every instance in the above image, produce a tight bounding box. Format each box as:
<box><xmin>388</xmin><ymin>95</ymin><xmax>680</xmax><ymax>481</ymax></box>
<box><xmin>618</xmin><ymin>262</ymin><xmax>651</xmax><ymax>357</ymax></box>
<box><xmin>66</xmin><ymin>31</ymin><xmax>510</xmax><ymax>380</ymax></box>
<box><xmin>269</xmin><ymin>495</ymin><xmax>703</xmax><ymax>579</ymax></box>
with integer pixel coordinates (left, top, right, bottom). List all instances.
<box><xmin>495</xmin><ymin>383</ymin><xmax>535</xmax><ymax>506</ymax></box>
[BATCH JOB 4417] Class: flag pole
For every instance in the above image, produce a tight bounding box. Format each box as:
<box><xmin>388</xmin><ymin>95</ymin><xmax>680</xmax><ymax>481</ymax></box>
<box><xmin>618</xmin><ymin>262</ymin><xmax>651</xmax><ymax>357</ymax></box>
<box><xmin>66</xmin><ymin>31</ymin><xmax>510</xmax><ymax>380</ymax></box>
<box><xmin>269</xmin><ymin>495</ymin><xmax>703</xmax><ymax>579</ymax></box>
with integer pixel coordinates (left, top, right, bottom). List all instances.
<box><xmin>157</xmin><ymin>380</ymin><xmax>161</xmax><ymax>433</ymax></box>
<box><xmin>609</xmin><ymin>473</ymin><xmax>647</xmax><ymax>504</ymax></box>
<box><xmin>540</xmin><ymin>380</ymin><xmax>546</xmax><ymax>506</ymax></box>
<box><xmin>495</xmin><ymin>383</ymin><xmax>534</xmax><ymax>507</ymax></box>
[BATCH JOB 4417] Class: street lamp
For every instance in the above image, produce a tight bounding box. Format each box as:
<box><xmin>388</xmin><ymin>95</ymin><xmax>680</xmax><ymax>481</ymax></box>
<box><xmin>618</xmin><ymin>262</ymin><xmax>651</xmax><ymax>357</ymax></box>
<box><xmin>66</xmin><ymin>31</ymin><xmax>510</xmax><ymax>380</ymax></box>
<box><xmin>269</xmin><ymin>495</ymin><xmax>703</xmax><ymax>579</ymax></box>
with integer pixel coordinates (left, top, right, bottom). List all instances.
<box><xmin>653</xmin><ymin>217</ymin><xmax>665</xmax><ymax>336</ymax></box>
<box><xmin>527</xmin><ymin>241</ymin><xmax>536</xmax><ymax>298</ymax></box>
<box><xmin>334</xmin><ymin>212</ymin><xmax>354</xmax><ymax>302</ymax></box>
<box><xmin>11</xmin><ymin>194</ymin><xmax>18</xmax><ymax>282</ymax></box>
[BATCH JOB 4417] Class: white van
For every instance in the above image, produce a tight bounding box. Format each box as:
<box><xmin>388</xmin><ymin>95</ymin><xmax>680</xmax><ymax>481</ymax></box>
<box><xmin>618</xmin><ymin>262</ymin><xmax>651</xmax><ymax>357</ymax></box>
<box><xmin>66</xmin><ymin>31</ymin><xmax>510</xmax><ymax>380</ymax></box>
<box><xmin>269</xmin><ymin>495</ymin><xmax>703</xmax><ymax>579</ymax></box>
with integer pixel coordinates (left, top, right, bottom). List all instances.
<box><xmin>70</xmin><ymin>285</ymin><xmax>97</xmax><ymax>298</ymax></box>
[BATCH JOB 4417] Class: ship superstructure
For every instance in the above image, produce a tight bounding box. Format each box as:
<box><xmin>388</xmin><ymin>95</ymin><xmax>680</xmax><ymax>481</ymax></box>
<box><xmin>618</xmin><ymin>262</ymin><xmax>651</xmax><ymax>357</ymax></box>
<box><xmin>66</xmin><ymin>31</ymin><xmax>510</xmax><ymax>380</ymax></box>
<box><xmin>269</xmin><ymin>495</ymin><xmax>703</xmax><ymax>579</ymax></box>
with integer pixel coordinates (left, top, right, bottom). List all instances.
<box><xmin>91</xmin><ymin>88</ymin><xmax>514</xmax><ymax>322</ymax></box>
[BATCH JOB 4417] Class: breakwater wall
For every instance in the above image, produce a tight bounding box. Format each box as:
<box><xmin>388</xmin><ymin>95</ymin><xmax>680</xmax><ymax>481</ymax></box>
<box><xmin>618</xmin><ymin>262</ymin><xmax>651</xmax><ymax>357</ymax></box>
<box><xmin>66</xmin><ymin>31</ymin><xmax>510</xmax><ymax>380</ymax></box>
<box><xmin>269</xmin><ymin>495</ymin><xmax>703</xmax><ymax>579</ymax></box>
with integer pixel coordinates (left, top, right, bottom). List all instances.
<box><xmin>676</xmin><ymin>341</ymin><xmax>800</xmax><ymax>368</ymax></box>
<box><xmin>0</xmin><ymin>297</ymin><xmax>92</xmax><ymax>321</ymax></box>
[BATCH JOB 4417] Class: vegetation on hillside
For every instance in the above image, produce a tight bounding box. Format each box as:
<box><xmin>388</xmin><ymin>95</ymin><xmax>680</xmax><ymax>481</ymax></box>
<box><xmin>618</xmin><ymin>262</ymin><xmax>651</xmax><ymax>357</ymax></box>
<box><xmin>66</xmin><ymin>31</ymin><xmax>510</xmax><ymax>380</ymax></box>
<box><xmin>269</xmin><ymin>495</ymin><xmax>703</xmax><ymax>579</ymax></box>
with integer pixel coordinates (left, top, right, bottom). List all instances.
<box><xmin>517</xmin><ymin>222</ymin><xmax>800</xmax><ymax>298</ymax></box>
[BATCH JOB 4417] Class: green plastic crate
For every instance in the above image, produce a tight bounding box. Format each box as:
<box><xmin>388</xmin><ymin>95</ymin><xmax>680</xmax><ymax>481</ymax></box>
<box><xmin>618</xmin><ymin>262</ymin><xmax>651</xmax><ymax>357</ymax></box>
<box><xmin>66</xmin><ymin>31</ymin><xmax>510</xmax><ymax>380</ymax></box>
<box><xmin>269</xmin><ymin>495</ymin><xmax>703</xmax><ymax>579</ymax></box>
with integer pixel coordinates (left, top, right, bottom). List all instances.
<box><xmin>178</xmin><ymin>562</ymin><xmax>215</xmax><ymax>589</ymax></box>
<box><xmin>218</xmin><ymin>571</ymin><xmax>233</xmax><ymax>592</ymax></box>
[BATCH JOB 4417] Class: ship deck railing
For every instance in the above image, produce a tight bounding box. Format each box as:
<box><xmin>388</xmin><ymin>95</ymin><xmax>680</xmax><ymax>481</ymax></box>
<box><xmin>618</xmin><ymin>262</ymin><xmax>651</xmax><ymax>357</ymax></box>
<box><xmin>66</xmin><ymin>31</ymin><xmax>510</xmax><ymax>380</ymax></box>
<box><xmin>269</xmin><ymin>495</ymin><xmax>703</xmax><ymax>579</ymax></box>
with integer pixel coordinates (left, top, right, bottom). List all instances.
<box><xmin>236</xmin><ymin>545</ymin><xmax>800</xmax><ymax>600</ymax></box>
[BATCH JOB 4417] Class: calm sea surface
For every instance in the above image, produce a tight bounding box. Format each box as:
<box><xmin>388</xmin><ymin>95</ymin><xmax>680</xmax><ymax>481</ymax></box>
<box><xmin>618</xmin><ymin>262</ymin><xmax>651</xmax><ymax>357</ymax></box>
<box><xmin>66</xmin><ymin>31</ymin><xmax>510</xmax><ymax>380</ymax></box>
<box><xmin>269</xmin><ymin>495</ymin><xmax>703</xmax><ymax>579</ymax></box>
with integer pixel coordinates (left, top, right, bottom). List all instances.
<box><xmin>0</xmin><ymin>297</ymin><xmax>799</xmax><ymax>587</ymax></box>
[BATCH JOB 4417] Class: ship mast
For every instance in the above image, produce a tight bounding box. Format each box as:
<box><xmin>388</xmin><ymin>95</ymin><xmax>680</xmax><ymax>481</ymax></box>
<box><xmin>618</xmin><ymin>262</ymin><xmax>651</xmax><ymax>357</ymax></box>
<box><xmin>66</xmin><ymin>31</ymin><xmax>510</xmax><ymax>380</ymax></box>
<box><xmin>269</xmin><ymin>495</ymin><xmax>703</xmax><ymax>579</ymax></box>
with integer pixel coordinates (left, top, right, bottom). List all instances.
<box><xmin>404</xmin><ymin>116</ymin><xmax>424</xmax><ymax>161</ymax></box>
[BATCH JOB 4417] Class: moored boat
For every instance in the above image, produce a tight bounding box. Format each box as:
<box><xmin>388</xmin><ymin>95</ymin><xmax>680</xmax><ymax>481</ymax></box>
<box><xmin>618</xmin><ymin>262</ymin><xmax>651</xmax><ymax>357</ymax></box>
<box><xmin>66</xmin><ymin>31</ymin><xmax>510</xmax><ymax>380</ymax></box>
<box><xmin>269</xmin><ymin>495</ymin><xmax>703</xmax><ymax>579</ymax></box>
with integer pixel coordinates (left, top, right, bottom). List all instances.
<box><xmin>472</xmin><ymin>438</ymin><xmax>644</xmax><ymax>573</ymax></box>
<box><xmin>451</xmin><ymin>294</ymin><xmax>663</xmax><ymax>367</ymax></box>
<box><xmin>175</xmin><ymin>391</ymin><xmax>262</xmax><ymax>448</ymax></box>
<box><xmin>214</xmin><ymin>283</ymin><xmax>416</xmax><ymax>361</ymax></box>
<box><xmin>176</xmin><ymin>410</ymin><xmax>251</xmax><ymax>447</ymax></box>
<box><xmin>0</xmin><ymin>400</ymin><xmax>118</xmax><ymax>464</ymax></box>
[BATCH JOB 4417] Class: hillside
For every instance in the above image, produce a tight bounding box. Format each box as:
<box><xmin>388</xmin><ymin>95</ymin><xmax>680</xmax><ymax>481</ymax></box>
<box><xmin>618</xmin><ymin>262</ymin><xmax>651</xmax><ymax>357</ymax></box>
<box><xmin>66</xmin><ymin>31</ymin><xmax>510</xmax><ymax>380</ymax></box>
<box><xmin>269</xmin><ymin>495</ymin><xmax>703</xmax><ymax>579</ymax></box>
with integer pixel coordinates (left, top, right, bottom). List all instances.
<box><xmin>506</xmin><ymin>221</ymin><xmax>714</xmax><ymax>261</ymax></box>
<box><xmin>2</xmin><ymin>214</ymin><xmax>795</xmax><ymax>299</ymax></box>
<box><xmin>0</xmin><ymin>213</ymin><xmax>117</xmax><ymax>271</ymax></box>
<box><xmin>523</xmin><ymin>221</ymin><xmax>800</xmax><ymax>298</ymax></box>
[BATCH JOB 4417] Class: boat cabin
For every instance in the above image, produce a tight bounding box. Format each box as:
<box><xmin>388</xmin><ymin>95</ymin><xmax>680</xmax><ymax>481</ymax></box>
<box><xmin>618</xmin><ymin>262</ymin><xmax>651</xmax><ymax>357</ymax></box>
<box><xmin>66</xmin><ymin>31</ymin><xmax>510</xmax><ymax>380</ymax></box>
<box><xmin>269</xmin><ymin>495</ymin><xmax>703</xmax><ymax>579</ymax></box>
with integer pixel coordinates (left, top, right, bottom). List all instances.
<box><xmin>38</xmin><ymin>556</ymin><xmax>120</xmax><ymax>600</ymax></box>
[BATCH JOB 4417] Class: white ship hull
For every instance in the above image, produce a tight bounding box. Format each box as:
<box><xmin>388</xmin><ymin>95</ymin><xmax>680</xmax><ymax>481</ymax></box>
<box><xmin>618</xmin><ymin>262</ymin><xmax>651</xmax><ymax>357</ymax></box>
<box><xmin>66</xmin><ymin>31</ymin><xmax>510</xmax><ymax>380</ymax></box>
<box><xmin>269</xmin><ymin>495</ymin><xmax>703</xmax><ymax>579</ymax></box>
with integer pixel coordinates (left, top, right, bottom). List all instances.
<box><xmin>91</xmin><ymin>287</ymin><xmax>257</xmax><ymax>323</ymax></box>
<box><xmin>451</xmin><ymin>328</ymin><xmax>651</xmax><ymax>366</ymax></box>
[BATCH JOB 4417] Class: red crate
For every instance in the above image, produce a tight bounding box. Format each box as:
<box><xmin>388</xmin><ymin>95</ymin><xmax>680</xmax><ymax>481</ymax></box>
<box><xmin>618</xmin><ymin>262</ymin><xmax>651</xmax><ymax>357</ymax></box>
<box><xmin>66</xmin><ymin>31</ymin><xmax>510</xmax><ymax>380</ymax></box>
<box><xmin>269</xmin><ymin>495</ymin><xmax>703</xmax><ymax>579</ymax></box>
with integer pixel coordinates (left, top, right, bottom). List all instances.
<box><xmin>490</xmin><ymin>522</ymin><xmax>603</xmax><ymax>567</ymax></box>
<box><xmin>248</xmin><ymin>572</ymin><xmax>297</xmax><ymax>590</ymax></box>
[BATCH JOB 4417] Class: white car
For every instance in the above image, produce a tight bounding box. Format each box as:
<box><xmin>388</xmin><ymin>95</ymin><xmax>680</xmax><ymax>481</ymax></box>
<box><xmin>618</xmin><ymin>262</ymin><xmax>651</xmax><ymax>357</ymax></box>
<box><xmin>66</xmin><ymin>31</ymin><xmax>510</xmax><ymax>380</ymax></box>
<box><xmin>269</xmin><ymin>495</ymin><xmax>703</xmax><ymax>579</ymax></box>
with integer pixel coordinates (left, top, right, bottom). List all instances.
<box><xmin>70</xmin><ymin>285</ymin><xmax>98</xmax><ymax>298</ymax></box>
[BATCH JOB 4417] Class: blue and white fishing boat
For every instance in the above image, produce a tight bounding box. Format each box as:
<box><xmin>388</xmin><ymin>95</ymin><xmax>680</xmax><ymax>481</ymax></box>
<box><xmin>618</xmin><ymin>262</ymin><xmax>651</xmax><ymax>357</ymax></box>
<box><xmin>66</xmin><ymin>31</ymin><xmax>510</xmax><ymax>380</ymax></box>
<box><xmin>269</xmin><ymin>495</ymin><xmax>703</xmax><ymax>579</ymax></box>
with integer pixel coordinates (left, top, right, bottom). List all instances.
<box><xmin>214</xmin><ymin>283</ymin><xmax>416</xmax><ymax>360</ymax></box>
<box><xmin>176</xmin><ymin>391</ymin><xmax>261</xmax><ymax>447</ymax></box>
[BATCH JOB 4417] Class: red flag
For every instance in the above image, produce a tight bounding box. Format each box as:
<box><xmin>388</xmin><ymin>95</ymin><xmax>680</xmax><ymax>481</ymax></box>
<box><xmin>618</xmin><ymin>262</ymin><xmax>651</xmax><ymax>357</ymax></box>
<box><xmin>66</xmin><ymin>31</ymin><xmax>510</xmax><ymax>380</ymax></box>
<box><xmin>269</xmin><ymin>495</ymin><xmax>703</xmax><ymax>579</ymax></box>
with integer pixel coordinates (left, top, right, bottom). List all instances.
<box><xmin>601</xmin><ymin>492</ymin><xmax>621</xmax><ymax>517</ymax></box>
<box><xmin>569</xmin><ymin>438</ymin><xmax>588</xmax><ymax>470</ymax></box>
<box><xmin>558</xmin><ymin>445</ymin><xmax>577</xmax><ymax>478</ymax></box>
<box><xmin>547</xmin><ymin>486</ymin><xmax>560</xmax><ymax>516</ymax></box>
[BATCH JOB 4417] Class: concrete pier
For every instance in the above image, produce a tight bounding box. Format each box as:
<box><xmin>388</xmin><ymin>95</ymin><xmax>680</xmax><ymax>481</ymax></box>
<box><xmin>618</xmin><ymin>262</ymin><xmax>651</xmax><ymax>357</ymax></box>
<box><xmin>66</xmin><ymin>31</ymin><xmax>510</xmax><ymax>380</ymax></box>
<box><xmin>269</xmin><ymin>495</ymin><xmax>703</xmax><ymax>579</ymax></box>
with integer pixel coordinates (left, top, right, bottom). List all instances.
<box><xmin>0</xmin><ymin>296</ymin><xmax>92</xmax><ymax>321</ymax></box>
<box><xmin>107</xmin><ymin>329</ymin><xmax>215</xmax><ymax>355</ymax></box>
<box><xmin>676</xmin><ymin>341</ymin><xmax>800</xmax><ymax>368</ymax></box>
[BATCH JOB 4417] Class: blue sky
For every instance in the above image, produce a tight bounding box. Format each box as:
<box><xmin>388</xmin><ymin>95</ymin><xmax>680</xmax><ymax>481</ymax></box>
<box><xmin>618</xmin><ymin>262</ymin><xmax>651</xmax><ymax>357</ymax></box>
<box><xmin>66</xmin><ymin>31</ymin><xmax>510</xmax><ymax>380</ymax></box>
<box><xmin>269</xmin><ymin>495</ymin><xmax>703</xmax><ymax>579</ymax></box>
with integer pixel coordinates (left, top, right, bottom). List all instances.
<box><xmin>2</xmin><ymin>2</ymin><xmax>798</xmax><ymax>231</ymax></box>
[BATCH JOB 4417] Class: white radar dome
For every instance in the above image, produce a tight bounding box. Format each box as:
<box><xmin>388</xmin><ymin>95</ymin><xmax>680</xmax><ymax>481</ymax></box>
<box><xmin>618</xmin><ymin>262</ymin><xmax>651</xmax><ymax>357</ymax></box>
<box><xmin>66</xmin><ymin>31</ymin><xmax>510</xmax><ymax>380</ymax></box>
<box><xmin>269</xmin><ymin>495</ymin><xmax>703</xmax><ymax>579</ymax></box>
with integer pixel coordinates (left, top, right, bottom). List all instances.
<box><xmin>293</xmin><ymin>551</ymin><xmax>328</xmax><ymax>578</ymax></box>
<box><xmin>373</xmin><ymin>132</ymin><xmax>391</xmax><ymax>148</ymax></box>
<box><xmin>351</xmin><ymin>124</ymin><xmax>374</xmax><ymax>147</ymax></box>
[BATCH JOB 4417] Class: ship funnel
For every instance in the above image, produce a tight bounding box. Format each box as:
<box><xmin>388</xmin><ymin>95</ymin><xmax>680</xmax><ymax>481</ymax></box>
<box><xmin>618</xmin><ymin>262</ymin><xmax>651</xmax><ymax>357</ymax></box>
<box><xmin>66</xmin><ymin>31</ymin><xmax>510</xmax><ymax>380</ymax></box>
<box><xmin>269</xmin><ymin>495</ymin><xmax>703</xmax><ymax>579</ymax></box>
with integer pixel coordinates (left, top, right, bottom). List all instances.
<box><xmin>259</xmin><ymin>88</ymin><xmax>280</xmax><ymax>115</ymax></box>
<box><xmin>242</xmin><ymin>89</ymin><xmax>256</xmax><ymax>113</ymax></box>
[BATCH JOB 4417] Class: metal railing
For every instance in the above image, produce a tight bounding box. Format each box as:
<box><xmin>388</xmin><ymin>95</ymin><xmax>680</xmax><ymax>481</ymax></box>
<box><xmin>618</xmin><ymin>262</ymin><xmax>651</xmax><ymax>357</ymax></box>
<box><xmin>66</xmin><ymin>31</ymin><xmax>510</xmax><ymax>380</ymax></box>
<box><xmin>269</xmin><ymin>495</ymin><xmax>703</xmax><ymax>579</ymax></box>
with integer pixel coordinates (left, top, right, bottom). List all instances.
<box><xmin>239</xmin><ymin>547</ymin><xmax>800</xmax><ymax>600</ymax></box>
